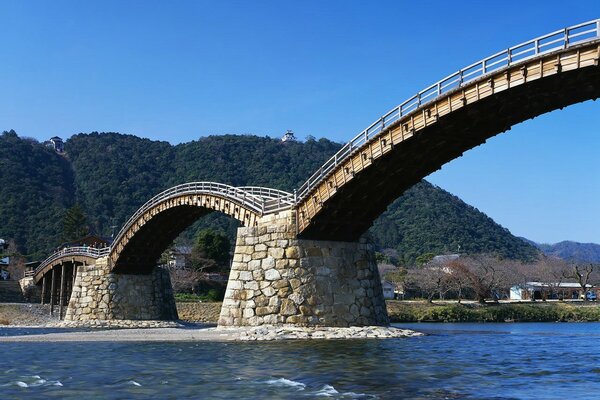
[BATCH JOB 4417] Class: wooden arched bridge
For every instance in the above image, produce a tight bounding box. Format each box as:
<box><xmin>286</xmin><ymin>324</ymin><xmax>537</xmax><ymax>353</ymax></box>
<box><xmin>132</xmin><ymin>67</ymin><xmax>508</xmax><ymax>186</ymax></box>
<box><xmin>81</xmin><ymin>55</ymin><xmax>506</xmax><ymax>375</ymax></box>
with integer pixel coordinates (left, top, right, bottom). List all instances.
<box><xmin>32</xmin><ymin>20</ymin><xmax>600</xmax><ymax>323</ymax></box>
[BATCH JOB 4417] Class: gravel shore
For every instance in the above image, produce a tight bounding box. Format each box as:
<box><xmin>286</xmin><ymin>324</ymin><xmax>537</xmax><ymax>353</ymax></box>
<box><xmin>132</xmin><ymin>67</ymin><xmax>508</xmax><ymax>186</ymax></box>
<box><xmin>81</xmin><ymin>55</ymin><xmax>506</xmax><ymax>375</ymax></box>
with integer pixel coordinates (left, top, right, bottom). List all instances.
<box><xmin>0</xmin><ymin>302</ymin><xmax>422</xmax><ymax>342</ymax></box>
<box><xmin>0</xmin><ymin>324</ymin><xmax>421</xmax><ymax>342</ymax></box>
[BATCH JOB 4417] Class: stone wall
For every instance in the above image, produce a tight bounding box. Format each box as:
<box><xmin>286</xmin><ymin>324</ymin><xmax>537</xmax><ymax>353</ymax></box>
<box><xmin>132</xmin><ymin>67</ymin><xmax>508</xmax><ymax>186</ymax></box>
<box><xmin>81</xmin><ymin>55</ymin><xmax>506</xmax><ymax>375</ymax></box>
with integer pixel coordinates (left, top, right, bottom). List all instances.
<box><xmin>218</xmin><ymin>210</ymin><xmax>389</xmax><ymax>327</ymax></box>
<box><xmin>176</xmin><ymin>302</ymin><xmax>222</xmax><ymax>323</ymax></box>
<box><xmin>65</xmin><ymin>258</ymin><xmax>178</xmax><ymax>321</ymax></box>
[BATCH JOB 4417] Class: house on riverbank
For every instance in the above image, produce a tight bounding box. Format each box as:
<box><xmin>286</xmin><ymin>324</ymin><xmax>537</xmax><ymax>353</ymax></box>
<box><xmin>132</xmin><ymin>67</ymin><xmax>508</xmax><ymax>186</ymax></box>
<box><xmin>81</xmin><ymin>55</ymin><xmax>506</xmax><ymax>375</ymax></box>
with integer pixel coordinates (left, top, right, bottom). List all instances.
<box><xmin>510</xmin><ymin>282</ymin><xmax>596</xmax><ymax>301</ymax></box>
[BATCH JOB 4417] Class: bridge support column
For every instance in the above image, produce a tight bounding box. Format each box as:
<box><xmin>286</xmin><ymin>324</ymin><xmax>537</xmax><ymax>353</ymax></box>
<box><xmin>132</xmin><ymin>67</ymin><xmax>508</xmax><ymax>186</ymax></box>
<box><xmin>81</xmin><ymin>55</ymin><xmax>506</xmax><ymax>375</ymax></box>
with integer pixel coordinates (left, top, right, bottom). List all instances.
<box><xmin>218</xmin><ymin>210</ymin><xmax>389</xmax><ymax>327</ymax></box>
<box><xmin>40</xmin><ymin>275</ymin><xmax>46</xmax><ymax>305</ymax></box>
<box><xmin>50</xmin><ymin>268</ymin><xmax>56</xmax><ymax>316</ymax></box>
<box><xmin>65</xmin><ymin>258</ymin><xmax>177</xmax><ymax>322</ymax></box>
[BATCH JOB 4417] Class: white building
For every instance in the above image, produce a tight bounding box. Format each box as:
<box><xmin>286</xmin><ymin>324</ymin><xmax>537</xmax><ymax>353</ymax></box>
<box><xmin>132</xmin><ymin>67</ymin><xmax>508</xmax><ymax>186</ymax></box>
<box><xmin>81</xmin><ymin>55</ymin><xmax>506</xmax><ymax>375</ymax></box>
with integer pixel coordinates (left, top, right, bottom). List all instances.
<box><xmin>281</xmin><ymin>130</ymin><xmax>297</xmax><ymax>142</ymax></box>
<box><xmin>45</xmin><ymin>136</ymin><xmax>64</xmax><ymax>153</ymax></box>
<box><xmin>168</xmin><ymin>246</ymin><xmax>192</xmax><ymax>268</ymax></box>
<box><xmin>509</xmin><ymin>282</ymin><xmax>594</xmax><ymax>301</ymax></box>
<box><xmin>381</xmin><ymin>280</ymin><xmax>395</xmax><ymax>299</ymax></box>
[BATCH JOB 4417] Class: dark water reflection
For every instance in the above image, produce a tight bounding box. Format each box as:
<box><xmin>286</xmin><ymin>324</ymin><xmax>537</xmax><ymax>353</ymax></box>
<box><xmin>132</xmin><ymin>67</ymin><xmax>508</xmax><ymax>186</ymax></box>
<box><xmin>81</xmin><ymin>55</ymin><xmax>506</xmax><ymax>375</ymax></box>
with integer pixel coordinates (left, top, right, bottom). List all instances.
<box><xmin>1</xmin><ymin>323</ymin><xmax>600</xmax><ymax>399</ymax></box>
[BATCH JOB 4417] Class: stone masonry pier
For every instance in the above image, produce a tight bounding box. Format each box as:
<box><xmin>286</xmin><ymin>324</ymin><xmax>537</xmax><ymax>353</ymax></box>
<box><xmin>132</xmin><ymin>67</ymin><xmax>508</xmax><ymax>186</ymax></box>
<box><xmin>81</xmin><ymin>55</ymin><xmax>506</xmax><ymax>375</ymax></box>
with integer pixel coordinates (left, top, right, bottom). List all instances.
<box><xmin>218</xmin><ymin>210</ymin><xmax>389</xmax><ymax>327</ymax></box>
<box><xmin>65</xmin><ymin>258</ymin><xmax>177</xmax><ymax>321</ymax></box>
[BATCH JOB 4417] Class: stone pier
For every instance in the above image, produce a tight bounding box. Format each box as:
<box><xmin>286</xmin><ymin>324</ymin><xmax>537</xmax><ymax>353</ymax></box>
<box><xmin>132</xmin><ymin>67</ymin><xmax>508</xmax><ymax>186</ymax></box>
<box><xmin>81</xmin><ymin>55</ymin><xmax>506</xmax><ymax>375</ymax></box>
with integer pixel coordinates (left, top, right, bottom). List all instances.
<box><xmin>218</xmin><ymin>210</ymin><xmax>389</xmax><ymax>327</ymax></box>
<box><xmin>65</xmin><ymin>257</ymin><xmax>177</xmax><ymax>321</ymax></box>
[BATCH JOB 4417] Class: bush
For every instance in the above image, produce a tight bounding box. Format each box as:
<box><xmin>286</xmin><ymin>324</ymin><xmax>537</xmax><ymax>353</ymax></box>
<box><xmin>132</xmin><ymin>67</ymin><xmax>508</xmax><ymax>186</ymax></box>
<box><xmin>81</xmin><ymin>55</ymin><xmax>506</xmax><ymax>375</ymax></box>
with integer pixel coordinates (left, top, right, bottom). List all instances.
<box><xmin>386</xmin><ymin>301</ymin><xmax>600</xmax><ymax>323</ymax></box>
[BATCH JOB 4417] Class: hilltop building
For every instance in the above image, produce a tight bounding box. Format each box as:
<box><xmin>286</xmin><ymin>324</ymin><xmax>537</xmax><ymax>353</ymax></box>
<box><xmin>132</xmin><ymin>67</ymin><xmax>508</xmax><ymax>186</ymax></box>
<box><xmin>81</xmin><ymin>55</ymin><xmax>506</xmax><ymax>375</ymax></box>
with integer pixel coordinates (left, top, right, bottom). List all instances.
<box><xmin>45</xmin><ymin>136</ymin><xmax>64</xmax><ymax>153</ymax></box>
<box><xmin>281</xmin><ymin>130</ymin><xmax>297</xmax><ymax>142</ymax></box>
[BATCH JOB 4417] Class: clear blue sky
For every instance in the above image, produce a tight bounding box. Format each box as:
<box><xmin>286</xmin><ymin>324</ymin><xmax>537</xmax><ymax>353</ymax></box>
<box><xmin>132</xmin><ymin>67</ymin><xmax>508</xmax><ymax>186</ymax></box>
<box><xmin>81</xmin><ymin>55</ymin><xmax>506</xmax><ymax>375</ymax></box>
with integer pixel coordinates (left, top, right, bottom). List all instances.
<box><xmin>2</xmin><ymin>1</ymin><xmax>599</xmax><ymax>244</ymax></box>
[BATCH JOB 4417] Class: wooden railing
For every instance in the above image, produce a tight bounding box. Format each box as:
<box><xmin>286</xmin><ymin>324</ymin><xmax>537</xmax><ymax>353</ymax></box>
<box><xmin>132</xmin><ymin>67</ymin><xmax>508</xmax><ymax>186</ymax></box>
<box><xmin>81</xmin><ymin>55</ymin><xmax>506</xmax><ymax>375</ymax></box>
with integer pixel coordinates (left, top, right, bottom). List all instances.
<box><xmin>295</xmin><ymin>19</ymin><xmax>600</xmax><ymax>202</ymax></box>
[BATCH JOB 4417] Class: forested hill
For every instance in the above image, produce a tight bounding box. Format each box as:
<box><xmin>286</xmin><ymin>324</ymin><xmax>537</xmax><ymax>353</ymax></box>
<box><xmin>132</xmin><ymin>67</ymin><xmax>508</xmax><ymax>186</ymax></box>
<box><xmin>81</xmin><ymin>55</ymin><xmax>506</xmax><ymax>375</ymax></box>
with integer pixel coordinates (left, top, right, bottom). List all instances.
<box><xmin>0</xmin><ymin>130</ymin><xmax>74</xmax><ymax>255</ymax></box>
<box><xmin>1</xmin><ymin>130</ymin><xmax>539</xmax><ymax>263</ymax></box>
<box><xmin>369</xmin><ymin>181</ymin><xmax>539</xmax><ymax>264</ymax></box>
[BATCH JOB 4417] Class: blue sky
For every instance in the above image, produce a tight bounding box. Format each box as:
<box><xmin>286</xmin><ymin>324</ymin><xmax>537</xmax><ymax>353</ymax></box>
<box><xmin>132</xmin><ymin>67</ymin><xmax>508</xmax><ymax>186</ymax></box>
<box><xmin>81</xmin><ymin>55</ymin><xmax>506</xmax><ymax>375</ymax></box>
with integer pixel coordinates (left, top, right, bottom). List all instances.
<box><xmin>2</xmin><ymin>1</ymin><xmax>599</xmax><ymax>244</ymax></box>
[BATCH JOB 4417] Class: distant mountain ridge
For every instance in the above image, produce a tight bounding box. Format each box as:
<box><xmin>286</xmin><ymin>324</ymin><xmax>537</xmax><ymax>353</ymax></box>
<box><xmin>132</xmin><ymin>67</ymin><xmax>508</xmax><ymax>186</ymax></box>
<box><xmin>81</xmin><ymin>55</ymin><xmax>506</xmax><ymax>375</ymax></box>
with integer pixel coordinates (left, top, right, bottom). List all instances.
<box><xmin>524</xmin><ymin>239</ymin><xmax>600</xmax><ymax>263</ymax></box>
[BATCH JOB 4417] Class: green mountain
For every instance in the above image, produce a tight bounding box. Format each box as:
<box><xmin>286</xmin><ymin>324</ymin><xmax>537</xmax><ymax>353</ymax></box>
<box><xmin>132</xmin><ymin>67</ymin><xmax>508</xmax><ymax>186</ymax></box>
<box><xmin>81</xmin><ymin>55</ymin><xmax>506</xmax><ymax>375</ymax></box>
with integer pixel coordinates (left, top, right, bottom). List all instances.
<box><xmin>0</xmin><ymin>130</ymin><xmax>539</xmax><ymax>263</ymax></box>
<box><xmin>369</xmin><ymin>181</ymin><xmax>540</xmax><ymax>264</ymax></box>
<box><xmin>0</xmin><ymin>130</ymin><xmax>75</xmax><ymax>256</ymax></box>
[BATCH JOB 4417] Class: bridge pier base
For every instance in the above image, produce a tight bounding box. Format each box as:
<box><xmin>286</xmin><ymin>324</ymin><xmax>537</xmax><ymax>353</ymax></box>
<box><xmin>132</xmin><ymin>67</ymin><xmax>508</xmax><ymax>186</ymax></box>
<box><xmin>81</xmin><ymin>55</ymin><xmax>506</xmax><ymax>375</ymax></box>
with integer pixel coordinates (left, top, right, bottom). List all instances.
<box><xmin>65</xmin><ymin>258</ymin><xmax>177</xmax><ymax>322</ymax></box>
<box><xmin>218</xmin><ymin>210</ymin><xmax>389</xmax><ymax>327</ymax></box>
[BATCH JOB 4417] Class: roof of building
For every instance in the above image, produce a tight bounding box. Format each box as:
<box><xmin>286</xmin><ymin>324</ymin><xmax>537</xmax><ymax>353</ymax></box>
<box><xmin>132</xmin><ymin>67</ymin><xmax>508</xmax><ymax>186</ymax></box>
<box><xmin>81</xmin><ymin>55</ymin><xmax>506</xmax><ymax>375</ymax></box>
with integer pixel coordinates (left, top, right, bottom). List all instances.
<box><xmin>515</xmin><ymin>282</ymin><xmax>592</xmax><ymax>289</ymax></box>
<box><xmin>59</xmin><ymin>234</ymin><xmax>113</xmax><ymax>249</ymax></box>
<box><xmin>431</xmin><ymin>254</ymin><xmax>460</xmax><ymax>263</ymax></box>
<box><xmin>172</xmin><ymin>246</ymin><xmax>192</xmax><ymax>255</ymax></box>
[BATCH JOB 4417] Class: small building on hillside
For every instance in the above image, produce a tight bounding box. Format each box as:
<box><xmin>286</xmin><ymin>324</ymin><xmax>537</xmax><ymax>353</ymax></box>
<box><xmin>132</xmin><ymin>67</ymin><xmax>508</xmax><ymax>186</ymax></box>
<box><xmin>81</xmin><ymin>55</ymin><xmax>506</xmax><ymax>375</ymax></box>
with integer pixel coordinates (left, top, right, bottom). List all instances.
<box><xmin>430</xmin><ymin>254</ymin><xmax>460</xmax><ymax>265</ymax></box>
<box><xmin>45</xmin><ymin>136</ymin><xmax>64</xmax><ymax>153</ymax></box>
<box><xmin>168</xmin><ymin>246</ymin><xmax>192</xmax><ymax>269</ymax></box>
<box><xmin>281</xmin><ymin>130</ymin><xmax>297</xmax><ymax>142</ymax></box>
<box><xmin>510</xmin><ymin>282</ymin><xmax>596</xmax><ymax>301</ymax></box>
<box><xmin>381</xmin><ymin>280</ymin><xmax>396</xmax><ymax>299</ymax></box>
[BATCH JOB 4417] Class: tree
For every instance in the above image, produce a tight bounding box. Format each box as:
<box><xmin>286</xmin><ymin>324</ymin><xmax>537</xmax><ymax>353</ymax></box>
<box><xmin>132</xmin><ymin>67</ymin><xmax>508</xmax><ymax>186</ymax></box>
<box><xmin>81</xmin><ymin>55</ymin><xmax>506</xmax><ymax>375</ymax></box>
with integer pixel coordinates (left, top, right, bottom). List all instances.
<box><xmin>168</xmin><ymin>266</ymin><xmax>202</xmax><ymax>294</ymax></box>
<box><xmin>415</xmin><ymin>253</ymin><xmax>435</xmax><ymax>267</ymax></box>
<box><xmin>461</xmin><ymin>255</ymin><xmax>521</xmax><ymax>303</ymax></box>
<box><xmin>190</xmin><ymin>228</ymin><xmax>231</xmax><ymax>272</ymax></box>
<box><xmin>444</xmin><ymin>260</ymin><xmax>473</xmax><ymax>303</ymax></box>
<box><xmin>406</xmin><ymin>266</ymin><xmax>449</xmax><ymax>302</ymax></box>
<box><xmin>531</xmin><ymin>258</ymin><xmax>571</xmax><ymax>301</ymax></box>
<box><xmin>564</xmin><ymin>263</ymin><xmax>598</xmax><ymax>301</ymax></box>
<box><xmin>62</xmin><ymin>204</ymin><xmax>89</xmax><ymax>242</ymax></box>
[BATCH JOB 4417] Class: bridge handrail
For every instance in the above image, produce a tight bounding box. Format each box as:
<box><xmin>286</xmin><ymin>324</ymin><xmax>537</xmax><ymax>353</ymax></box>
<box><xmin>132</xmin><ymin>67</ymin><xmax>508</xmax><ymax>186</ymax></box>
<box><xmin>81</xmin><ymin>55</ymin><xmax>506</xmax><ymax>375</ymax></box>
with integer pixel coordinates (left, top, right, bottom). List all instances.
<box><xmin>34</xmin><ymin>246</ymin><xmax>110</xmax><ymax>277</ymax></box>
<box><xmin>295</xmin><ymin>19</ymin><xmax>600</xmax><ymax>202</ymax></box>
<box><xmin>237</xmin><ymin>186</ymin><xmax>296</xmax><ymax>213</ymax></box>
<box><xmin>111</xmin><ymin>182</ymin><xmax>294</xmax><ymax>249</ymax></box>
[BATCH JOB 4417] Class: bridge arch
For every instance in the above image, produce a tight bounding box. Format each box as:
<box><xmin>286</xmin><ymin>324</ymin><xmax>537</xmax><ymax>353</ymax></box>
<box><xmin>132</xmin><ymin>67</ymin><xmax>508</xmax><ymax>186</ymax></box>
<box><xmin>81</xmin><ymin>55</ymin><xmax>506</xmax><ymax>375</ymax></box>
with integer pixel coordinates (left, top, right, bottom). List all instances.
<box><xmin>108</xmin><ymin>182</ymin><xmax>294</xmax><ymax>273</ymax></box>
<box><xmin>295</xmin><ymin>20</ymin><xmax>600</xmax><ymax>240</ymax></box>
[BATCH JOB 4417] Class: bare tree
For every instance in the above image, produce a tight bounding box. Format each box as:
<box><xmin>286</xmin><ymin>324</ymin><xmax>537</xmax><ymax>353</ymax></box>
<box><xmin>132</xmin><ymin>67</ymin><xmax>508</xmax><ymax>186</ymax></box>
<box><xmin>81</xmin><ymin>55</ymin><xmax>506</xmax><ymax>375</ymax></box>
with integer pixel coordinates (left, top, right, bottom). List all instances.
<box><xmin>168</xmin><ymin>267</ymin><xmax>202</xmax><ymax>294</ymax></box>
<box><xmin>462</xmin><ymin>255</ymin><xmax>521</xmax><ymax>303</ymax></box>
<box><xmin>564</xmin><ymin>263</ymin><xmax>598</xmax><ymax>301</ymax></box>
<box><xmin>531</xmin><ymin>258</ymin><xmax>571</xmax><ymax>301</ymax></box>
<box><xmin>444</xmin><ymin>260</ymin><xmax>473</xmax><ymax>303</ymax></box>
<box><xmin>405</xmin><ymin>266</ymin><xmax>449</xmax><ymax>302</ymax></box>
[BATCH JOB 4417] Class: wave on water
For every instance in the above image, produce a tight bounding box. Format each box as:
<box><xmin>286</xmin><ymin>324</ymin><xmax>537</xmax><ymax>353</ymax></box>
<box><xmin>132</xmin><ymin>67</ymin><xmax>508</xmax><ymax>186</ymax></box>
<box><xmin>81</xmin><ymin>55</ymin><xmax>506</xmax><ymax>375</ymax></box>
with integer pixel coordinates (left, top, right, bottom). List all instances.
<box><xmin>128</xmin><ymin>380</ymin><xmax>142</xmax><ymax>387</ymax></box>
<box><xmin>264</xmin><ymin>377</ymin><xmax>306</xmax><ymax>390</ymax></box>
<box><xmin>312</xmin><ymin>384</ymin><xmax>376</xmax><ymax>398</ymax></box>
<box><xmin>2</xmin><ymin>375</ymin><xmax>63</xmax><ymax>388</ymax></box>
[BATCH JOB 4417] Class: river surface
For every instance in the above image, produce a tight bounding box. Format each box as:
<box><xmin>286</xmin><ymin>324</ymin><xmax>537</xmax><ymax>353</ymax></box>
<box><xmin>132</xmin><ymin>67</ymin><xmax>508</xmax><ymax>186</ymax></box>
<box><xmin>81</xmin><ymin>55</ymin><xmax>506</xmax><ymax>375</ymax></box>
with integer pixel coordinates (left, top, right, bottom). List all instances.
<box><xmin>1</xmin><ymin>323</ymin><xmax>599</xmax><ymax>399</ymax></box>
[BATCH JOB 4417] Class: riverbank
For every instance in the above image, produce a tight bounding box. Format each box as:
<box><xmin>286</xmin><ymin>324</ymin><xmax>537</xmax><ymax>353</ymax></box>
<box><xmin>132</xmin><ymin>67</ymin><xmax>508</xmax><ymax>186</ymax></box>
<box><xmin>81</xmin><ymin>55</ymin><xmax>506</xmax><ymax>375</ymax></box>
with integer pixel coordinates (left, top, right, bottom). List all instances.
<box><xmin>0</xmin><ymin>325</ymin><xmax>421</xmax><ymax>342</ymax></box>
<box><xmin>5</xmin><ymin>300</ymin><xmax>600</xmax><ymax>328</ymax></box>
<box><xmin>0</xmin><ymin>302</ymin><xmax>222</xmax><ymax>327</ymax></box>
<box><xmin>387</xmin><ymin>300</ymin><xmax>600</xmax><ymax>322</ymax></box>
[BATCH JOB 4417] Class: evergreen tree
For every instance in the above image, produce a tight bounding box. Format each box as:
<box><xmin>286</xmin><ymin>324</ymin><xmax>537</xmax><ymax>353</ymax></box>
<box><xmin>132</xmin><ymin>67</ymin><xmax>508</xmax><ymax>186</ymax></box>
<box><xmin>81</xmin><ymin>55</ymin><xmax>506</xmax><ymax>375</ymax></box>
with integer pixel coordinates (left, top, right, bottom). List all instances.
<box><xmin>190</xmin><ymin>228</ymin><xmax>231</xmax><ymax>272</ymax></box>
<box><xmin>62</xmin><ymin>204</ymin><xmax>89</xmax><ymax>242</ymax></box>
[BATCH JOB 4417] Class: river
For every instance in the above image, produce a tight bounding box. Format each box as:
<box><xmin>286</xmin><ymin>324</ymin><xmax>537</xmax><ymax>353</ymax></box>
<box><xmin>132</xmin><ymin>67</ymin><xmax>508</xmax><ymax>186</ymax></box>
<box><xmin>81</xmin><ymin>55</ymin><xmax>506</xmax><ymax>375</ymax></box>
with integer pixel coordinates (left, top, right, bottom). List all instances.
<box><xmin>1</xmin><ymin>323</ymin><xmax>599</xmax><ymax>399</ymax></box>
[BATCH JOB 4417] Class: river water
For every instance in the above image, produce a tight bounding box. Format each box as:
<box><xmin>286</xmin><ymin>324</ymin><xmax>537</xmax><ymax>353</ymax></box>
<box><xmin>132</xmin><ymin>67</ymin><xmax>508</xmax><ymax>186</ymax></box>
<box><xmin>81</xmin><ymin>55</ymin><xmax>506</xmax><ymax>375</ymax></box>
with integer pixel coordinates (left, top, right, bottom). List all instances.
<box><xmin>1</xmin><ymin>323</ymin><xmax>599</xmax><ymax>399</ymax></box>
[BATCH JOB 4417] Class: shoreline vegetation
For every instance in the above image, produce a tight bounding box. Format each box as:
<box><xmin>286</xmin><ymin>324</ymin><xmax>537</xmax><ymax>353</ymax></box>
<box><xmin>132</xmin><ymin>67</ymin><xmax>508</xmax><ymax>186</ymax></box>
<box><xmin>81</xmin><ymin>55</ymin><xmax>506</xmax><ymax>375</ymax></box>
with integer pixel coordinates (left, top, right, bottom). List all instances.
<box><xmin>386</xmin><ymin>300</ymin><xmax>600</xmax><ymax>323</ymax></box>
<box><xmin>4</xmin><ymin>300</ymin><xmax>600</xmax><ymax>327</ymax></box>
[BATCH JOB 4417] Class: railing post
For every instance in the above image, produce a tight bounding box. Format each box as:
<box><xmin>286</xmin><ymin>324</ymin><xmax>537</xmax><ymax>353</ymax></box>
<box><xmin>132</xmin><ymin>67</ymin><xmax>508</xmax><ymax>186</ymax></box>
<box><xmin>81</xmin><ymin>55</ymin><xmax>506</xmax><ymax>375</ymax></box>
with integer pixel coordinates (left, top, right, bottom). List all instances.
<box><xmin>564</xmin><ymin>27</ymin><xmax>569</xmax><ymax>48</ymax></box>
<box><xmin>535</xmin><ymin>39</ymin><xmax>539</xmax><ymax>55</ymax></box>
<box><xmin>59</xmin><ymin>262</ymin><xmax>67</xmax><ymax>320</ymax></box>
<box><xmin>294</xmin><ymin>189</ymin><xmax>297</xmax><ymax>204</ymax></box>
